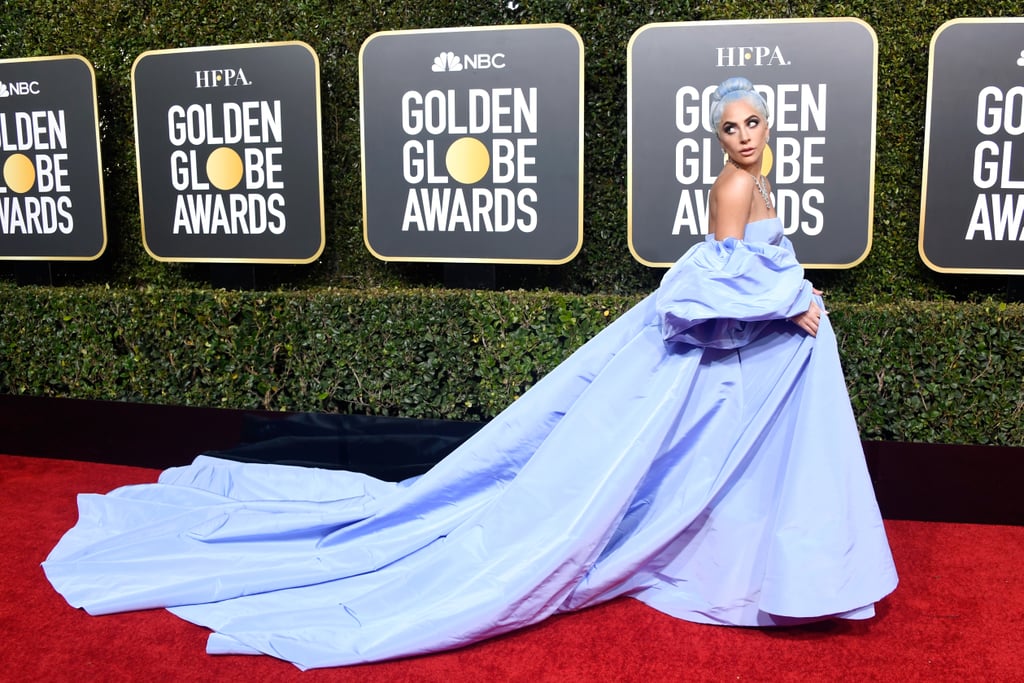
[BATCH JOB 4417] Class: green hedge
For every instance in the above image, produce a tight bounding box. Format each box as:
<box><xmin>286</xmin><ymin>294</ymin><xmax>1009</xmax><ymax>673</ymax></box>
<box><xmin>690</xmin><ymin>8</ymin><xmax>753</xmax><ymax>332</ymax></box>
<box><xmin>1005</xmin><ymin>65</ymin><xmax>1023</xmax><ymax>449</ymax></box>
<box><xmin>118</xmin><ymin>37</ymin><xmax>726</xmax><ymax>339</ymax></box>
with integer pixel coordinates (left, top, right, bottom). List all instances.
<box><xmin>832</xmin><ymin>300</ymin><xmax>1024</xmax><ymax>445</ymax></box>
<box><xmin>1</xmin><ymin>284</ymin><xmax>1022</xmax><ymax>446</ymax></box>
<box><xmin>0</xmin><ymin>284</ymin><xmax>636</xmax><ymax>419</ymax></box>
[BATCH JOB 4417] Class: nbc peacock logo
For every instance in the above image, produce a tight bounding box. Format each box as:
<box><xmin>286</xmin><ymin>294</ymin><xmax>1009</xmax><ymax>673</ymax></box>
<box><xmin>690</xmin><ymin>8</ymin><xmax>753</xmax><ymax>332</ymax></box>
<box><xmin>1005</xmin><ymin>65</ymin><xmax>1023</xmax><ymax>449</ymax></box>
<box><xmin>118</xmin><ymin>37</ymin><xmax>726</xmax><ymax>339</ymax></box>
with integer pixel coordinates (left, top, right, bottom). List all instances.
<box><xmin>432</xmin><ymin>52</ymin><xmax>463</xmax><ymax>72</ymax></box>
<box><xmin>0</xmin><ymin>80</ymin><xmax>41</xmax><ymax>96</ymax></box>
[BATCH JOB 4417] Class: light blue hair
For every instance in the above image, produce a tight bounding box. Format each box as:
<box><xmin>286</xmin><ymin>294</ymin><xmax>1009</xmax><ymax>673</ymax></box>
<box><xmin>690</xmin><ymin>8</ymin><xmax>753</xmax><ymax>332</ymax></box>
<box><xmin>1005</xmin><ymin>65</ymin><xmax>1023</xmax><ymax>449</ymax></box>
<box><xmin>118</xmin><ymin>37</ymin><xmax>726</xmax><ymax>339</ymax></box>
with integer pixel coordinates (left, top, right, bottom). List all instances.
<box><xmin>710</xmin><ymin>77</ymin><xmax>769</xmax><ymax>134</ymax></box>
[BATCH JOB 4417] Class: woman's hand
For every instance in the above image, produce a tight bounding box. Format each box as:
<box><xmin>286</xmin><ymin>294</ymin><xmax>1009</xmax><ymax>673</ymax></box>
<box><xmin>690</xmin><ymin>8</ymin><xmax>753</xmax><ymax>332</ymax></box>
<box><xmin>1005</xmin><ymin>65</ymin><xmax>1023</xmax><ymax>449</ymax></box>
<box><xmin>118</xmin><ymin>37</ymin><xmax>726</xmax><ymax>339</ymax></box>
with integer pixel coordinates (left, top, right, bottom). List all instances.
<box><xmin>790</xmin><ymin>290</ymin><xmax>825</xmax><ymax>337</ymax></box>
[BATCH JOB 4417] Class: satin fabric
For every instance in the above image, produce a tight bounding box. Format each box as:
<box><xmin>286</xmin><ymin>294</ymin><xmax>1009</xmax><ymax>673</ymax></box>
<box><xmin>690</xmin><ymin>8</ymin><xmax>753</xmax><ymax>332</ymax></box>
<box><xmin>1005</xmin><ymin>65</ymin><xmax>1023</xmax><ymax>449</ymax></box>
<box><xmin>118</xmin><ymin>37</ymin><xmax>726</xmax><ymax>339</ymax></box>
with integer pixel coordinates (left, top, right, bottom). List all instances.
<box><xmin>43</xmin><ymin>218</ymin><xmax>898</xmax><ymax>669</ymax></box>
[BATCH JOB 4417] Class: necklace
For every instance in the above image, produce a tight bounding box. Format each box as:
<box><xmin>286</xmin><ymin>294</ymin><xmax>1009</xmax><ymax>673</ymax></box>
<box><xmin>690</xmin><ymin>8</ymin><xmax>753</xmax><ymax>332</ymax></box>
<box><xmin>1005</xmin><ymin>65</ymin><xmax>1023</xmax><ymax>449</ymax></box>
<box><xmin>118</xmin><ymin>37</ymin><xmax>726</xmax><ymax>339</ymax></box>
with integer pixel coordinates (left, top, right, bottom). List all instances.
<box><xmin>730</xmin><ymin>159</ymin><xmax>772</xmax><ymax>210</ymax></box>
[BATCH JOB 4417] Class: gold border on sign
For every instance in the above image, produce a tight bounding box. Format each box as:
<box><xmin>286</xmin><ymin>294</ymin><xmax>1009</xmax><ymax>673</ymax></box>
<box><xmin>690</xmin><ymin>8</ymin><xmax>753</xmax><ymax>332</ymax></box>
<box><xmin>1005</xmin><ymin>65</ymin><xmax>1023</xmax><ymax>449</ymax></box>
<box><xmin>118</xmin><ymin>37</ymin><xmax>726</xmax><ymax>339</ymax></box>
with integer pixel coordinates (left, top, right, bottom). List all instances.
<box><xmin>131</xmin><ymin>41</ymin><xmax>325</xmax><ymax>264</ymax></box>
<box><xmin>918</xmin><ymin>17</ymin><xmax>1024</xmax><ymax>275</ymax></box>
<box><xmin>626</xmin><ymin>18</ymin><xmax>878</xmax><ymax>269</ymax></box>
<box><xmin>358</xmin><ymin>23</ymin><xmax>585</xmax><ymax>265</ymax></box>
<box><xmin>0</xmin><ymin>53</ymin><xmax>108</xmax><ymax>261</ymax></box>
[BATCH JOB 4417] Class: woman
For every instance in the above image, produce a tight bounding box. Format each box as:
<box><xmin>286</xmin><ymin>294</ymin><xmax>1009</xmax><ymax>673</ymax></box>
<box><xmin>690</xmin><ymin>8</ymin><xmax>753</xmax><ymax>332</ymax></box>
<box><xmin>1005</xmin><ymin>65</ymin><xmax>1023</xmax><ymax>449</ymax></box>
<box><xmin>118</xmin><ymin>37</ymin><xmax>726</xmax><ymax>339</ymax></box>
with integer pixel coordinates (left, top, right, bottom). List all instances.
<box><xmin>705</xmin><ymin>76</ymin><xmax>824</xmax><ymax>336</ymax></box>
<box><xmin>44</xmin><ymin>78</ymin><xmax>897</xmax><ymax>670</ymax></box>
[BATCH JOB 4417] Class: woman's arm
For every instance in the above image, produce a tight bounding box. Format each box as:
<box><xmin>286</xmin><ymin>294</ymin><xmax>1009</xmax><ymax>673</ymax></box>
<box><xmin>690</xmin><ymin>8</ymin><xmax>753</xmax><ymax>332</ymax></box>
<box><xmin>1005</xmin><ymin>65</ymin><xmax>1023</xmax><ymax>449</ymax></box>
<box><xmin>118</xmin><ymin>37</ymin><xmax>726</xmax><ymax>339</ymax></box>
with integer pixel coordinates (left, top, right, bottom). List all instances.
<box><xmin>789</xmin><ymin>290</ymin><xmax>825</xmax><ymax>337</ymax></box>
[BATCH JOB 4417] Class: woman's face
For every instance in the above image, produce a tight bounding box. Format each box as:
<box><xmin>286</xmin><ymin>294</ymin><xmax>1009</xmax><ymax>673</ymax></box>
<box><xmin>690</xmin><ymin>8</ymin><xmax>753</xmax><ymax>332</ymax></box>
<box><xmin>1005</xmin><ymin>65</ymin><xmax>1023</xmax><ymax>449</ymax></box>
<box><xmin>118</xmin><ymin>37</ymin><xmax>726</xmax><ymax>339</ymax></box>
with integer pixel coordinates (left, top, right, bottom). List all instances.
<box><xmin>717</xmin><ymin>99</ymin><xmax>768</xmax><ymax>166</ymax></box>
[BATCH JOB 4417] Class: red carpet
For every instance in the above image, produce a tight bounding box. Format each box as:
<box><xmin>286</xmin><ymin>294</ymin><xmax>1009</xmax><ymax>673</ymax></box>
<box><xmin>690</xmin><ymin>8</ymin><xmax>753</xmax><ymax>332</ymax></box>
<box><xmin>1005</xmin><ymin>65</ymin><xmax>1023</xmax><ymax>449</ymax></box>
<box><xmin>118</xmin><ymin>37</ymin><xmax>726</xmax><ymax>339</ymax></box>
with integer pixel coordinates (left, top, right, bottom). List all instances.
<box><xmin>2</xmin><ymin>453</ymin><xmax>1021</xmax><ymax>681</ymax></box>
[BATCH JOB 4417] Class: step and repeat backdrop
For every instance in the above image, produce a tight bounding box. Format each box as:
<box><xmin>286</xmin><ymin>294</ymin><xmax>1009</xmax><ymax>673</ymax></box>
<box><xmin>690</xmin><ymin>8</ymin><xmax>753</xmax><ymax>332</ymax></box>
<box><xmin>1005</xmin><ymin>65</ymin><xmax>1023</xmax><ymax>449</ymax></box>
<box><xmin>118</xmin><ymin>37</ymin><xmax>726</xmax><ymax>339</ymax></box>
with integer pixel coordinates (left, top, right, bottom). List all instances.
<box><xmin>1</xmin><ymin>17</ymin><xmax>1020</xmax><ymax>275</ymax></box>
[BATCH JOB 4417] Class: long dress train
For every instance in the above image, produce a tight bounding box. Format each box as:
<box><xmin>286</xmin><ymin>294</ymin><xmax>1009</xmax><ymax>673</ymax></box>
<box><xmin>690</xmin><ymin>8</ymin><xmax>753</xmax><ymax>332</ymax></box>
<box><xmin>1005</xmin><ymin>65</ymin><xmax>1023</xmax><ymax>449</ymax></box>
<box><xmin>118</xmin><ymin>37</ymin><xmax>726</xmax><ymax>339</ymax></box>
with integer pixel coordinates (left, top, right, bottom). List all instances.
<box><xmin>43</xmin><ymin>217</ymin><xmax>898</xmax><ymax>669</ymax></box>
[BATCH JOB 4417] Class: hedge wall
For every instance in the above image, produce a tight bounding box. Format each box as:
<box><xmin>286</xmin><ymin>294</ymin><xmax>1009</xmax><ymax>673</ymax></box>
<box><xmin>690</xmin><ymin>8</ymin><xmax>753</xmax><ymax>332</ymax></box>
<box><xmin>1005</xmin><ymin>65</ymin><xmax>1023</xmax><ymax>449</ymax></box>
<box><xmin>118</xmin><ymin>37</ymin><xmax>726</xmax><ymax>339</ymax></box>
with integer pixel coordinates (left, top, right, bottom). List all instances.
<box><xmin>1</xmin><ymin>285</ymin><xmax>1022</xmax><ymax>446</ymax></box>
<box><xmin>2</xmin><ymin>2</ymin><xmax>1023</xmax><ymax>447</ymax></box>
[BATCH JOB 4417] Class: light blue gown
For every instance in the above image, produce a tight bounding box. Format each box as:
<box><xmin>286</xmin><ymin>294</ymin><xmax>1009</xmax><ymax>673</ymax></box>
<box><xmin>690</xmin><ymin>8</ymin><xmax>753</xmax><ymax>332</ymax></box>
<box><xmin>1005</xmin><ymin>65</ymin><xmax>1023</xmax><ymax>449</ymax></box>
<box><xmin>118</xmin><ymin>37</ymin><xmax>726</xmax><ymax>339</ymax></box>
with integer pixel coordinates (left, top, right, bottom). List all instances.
<box><xmin>43</xmin><ymin>218</ymin><xmax>898</xmax><ymax>670</ymax></box>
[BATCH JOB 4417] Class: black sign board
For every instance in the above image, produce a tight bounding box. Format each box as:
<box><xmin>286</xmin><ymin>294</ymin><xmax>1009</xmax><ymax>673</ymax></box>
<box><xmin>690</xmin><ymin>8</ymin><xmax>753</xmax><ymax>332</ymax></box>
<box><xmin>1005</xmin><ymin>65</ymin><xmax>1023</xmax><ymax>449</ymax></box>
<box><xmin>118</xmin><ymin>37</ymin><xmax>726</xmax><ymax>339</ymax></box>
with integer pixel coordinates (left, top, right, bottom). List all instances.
<box><xmin>629</xmin><ymin>19</ymin><xmax>877</xmax><ymax>268</ymax></box>
<box><xmin>0</xmin><ymin>55</ymin><xmax>106</xmax><ymax>260</ymax></box>
<box><xmin>360</xmin><ymin>25</ymin><xmax>583</xmax><ymax>263</ymax></box>
<box><xmin>920</xmin><ymin>18</ymin><xmax>1024</xmax><ymax>274</ymax></box>
<box><xmin>132</xmin><ymin>42</ymin><xmax>324</xmax><ymax>263</ymax></box>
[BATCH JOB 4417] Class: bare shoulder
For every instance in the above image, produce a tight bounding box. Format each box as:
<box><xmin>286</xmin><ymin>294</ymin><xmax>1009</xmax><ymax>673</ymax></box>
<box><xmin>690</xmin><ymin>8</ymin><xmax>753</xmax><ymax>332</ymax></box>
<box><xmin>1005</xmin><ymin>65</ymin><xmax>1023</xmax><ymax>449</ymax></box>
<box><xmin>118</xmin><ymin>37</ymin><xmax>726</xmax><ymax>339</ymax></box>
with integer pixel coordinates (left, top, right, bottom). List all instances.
<box><xmin>709</xmin><ymin>169</ymin><xmax>753</xmax><ymax>240</ymax></box>
<box><xmin>712</xmin><ymin>168</ymin><xmax>755</xmax><ymax>203</ymax></box>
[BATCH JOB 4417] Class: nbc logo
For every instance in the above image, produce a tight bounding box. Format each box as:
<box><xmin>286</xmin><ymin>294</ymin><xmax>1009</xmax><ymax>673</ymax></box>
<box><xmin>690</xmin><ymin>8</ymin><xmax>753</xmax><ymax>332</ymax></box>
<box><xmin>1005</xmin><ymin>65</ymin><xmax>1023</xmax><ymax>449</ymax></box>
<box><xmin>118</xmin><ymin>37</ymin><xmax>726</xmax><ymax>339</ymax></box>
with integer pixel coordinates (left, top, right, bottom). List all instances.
<box><xmin>432</xmin><ymin>52</ymin><xmax>463</xmax><ymax>72</ymax></box>
<box><xmin>0</xmin><ymin>80</ymin><xmax>41</xmax><ymax>96</ymax></box>
<box><xmin>431</xmin><ymin>51</ymin><xmax>506</xmax><ymax>72</ymax></box>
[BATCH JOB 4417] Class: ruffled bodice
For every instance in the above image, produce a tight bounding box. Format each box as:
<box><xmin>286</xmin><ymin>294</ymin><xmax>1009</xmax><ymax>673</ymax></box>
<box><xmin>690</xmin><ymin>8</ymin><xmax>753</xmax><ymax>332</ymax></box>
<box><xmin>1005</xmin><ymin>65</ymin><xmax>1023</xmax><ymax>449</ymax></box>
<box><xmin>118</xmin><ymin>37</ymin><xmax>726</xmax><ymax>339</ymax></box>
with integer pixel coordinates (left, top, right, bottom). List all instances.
<box><xmin>656</xmin><ymin>217</ymin><xmax>813</xmax><ymax>349</ymax></box>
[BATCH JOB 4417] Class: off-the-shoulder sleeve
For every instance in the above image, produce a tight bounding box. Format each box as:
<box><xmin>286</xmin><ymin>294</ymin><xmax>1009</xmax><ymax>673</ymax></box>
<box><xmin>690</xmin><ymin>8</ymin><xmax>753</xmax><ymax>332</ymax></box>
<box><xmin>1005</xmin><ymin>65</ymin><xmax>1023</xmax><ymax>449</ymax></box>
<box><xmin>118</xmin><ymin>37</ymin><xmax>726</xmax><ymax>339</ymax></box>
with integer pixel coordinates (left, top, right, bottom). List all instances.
<box><xmin>655</xmin><ymin>237</ymin><xmax>813</xmax><ymax>349</ymax></box>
